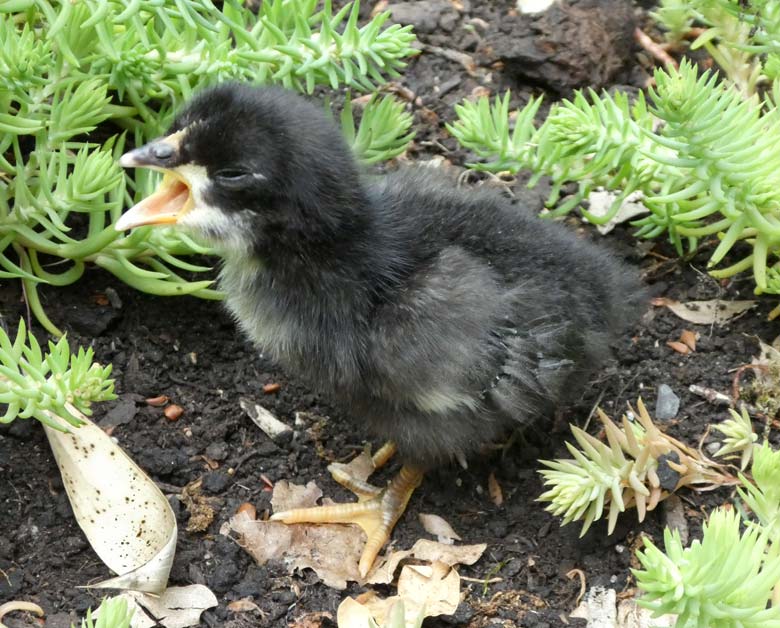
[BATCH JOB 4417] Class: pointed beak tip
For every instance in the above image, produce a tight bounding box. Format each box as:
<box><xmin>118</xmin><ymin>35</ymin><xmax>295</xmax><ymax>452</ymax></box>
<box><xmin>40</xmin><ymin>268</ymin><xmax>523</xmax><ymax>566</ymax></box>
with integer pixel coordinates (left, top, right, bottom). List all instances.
<box><xmin>118</xmin><ymin>152</ymin><xmax>138</xmax><ymax>168</ymax></box>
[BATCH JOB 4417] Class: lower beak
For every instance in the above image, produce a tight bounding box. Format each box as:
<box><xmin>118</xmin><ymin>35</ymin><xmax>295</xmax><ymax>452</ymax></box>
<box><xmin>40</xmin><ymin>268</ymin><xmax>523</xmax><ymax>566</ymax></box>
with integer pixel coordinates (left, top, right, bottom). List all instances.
<box><xmin>115</xmin><ymin>171</ymin><xmax>194</xmax><ymax>231</ymax></box>
<box><xmin>115</xmin><ymin>136</ymin><xmax>194</xmax><ymax>231</ymax></box>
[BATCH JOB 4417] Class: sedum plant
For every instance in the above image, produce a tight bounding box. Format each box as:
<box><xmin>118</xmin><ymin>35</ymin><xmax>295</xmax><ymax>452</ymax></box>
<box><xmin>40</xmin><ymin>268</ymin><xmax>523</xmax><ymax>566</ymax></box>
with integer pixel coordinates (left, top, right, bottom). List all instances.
<box><xmin>0</xmin><ymin>318</ymin><xmax>115</xmax><ymax>430</ymax></box>
<box><xmin>76</xmin><ymin>597</ymin><xmax>133</xmax><ymax>628</ymax></box>
<box><xmin>633</xmin><ymin>507</ymin><xmax>780</xmax><ymax>627</ymax></box>
<box><xmin>1</xmin><ymin>0</ymin><xmax>416</xmax><ymax>335</ymax></box>
<box><xmin>738</xmin><ymin>442</ymin><xmax>780</xmax><ymax>538</ymax></box>
<box><xmin>634</xmin><ymin>441</ymin><xmax>780</xmax><ymax>627</ymax></box>
<box><xmin>537</xmin><ymin>398</ymin><xmax>731</xmax><ymax>535</ymax></box>
<box><xmin>712</xmin><ymin>405</ymin><xmax>758</xmax><ymax>470</ymax></box>
<box><xmin>447</xmin><ymin>60</ymin><xmax>780</xmax><ymax>295</ymax></box>
<box><xmin>653</xmin><ymin>0</ymin><xmax>780</xmax><ymax>97</ymax></box>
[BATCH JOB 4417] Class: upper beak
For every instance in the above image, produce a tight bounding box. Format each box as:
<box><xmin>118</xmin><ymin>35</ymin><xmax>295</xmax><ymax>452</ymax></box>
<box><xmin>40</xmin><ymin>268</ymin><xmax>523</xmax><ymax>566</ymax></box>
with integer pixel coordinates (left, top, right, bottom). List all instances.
<box><xmin>115</xmin><ymin>136</ymin><xmax>194</xmax><ymax>231</ymax></box>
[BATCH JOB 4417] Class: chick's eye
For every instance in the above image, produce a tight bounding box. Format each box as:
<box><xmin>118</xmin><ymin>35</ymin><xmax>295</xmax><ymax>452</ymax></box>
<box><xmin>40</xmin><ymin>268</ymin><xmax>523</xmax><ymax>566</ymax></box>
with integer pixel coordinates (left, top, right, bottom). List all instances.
<box><xmin>214</xmin><ymin>169</ymin><xmax>261</xmax><ymax>188</ymax></box>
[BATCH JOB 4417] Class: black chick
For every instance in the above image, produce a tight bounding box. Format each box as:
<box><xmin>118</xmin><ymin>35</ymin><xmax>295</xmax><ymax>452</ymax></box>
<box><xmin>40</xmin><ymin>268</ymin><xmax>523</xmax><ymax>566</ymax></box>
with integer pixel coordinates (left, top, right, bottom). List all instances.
<box><xmin>116</xmin><ymin>83</ymin><xmax>645</xmax><ymax>576</ymax></box>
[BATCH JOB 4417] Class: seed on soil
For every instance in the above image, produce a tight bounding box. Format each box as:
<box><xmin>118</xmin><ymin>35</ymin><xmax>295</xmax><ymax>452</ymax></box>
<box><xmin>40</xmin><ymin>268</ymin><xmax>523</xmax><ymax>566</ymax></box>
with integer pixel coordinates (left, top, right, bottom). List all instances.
<box><xmin>164</xmin><ymin>404</ymin><xmax>184</xmax><ymax>421</ymax></box>
<box><xmin>146</xmin><ymin>395</ymin><xmax>169</xmax><ymax>407</ymax></box>
<box><xmin>488</xmin><ymin>472</ymin><xmax>503</xmax><ymax>506</ymax></box>
<box><xmin>263</xmin><ymin>382</ymin><xmax>281</xmax><ymax>394</ymax></box>
<box><xmin>236</xmin><ymin>502</ymin><xmax>257</xmax><ymax>520</ymax></box>
<box><xmin>666</xmin><ymin>340</ymin><xmax>691</xmax><ymax>355</ymax></box>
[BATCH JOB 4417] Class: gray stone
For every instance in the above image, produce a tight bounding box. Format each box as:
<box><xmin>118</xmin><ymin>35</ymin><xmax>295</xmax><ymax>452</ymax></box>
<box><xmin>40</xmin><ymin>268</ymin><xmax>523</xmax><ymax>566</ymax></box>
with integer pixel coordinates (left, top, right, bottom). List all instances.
<box><xmin>655</xmin><ymin>384</ymin><xmax>680</xmax><ymax>420</ymax></box>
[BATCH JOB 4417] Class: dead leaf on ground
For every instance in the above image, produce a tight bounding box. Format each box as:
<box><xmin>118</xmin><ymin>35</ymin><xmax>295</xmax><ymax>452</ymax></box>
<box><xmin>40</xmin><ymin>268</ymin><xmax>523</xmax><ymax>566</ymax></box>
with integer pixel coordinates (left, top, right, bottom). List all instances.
<box><xmin>586</xmin><ymin>190</ymin><xmax>648</xmax><ymax>235</ymax></box>
<box><xmin>367</xmin><ymin>549</ymin><xmax>414</xmax><ymax>585</ymax></box>
<box><xmin>338</xmin><ymin>562</ymin><xmax>460</xmax><ymax>627</ymax></box>
<box><xmin>570</xmin><ymin>587</ymin><xmax>676</xmax><ymax>627</ymax></box>
<box><xmin>488</xmin><ymin>472</ymin><xmax>504</xmax><ymax>506</ymax></box>
<box><xmin>221</xmin><ymin>510</ymin><xmax>364</xmax><ymax>589</ymax></box>
<box><xmin>419</xmin><ymin>513</ymin><xmax>461</xmax><ymax>543</ymax></box>
<box><xmin>116</xmin><ymin>585</ymin><xmax>218</xmax><ymax>628</ymax></box>
<box><xmin>410</xmin><ymin>538</ymin><xmax>486</xmax><ymax>566</ymax></box>
<box><xmin>652</xmin><ymin>297</ymin><xmax>756</xmax><ymax>325</ymax></box>
<box><xmin>328</xmin><ymin>447</ymin><xmax>376</xmax><ymax>485</ymax></box>
<box><xmin>270</xmin><ymin>480</ymin><xmax>322</xmax><ymax>512</ymax></box>
<box><xmin>224</xmin><ymin>481</ymin><xmax>487</xmax><ymax>590</ymax></box>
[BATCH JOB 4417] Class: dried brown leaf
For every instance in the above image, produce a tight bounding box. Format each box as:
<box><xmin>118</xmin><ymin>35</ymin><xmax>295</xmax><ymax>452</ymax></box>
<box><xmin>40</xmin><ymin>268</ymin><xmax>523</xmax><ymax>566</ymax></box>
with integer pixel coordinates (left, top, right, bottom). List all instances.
<box><xmin>366</xmin><ymin>549</ymin><xmax>414</xmax><ymax>585</ymax></box>
<box><xmin>419</xmin><ymin>513</ymin><xmax>461</xmax><ymax>543</ymax></box>
<box><xmin>652</xmin><ymin>297</ymin><xmax>756</xmax><ymax>325</ymax></box>
<box><xmin>270</xmin><ymin>480</ymin><xmax>322</xmax><ymax>512</ymax></box>
<box><xmin>328</xmin><ymin>448</ymin><xmax>375</xmax><ymax>485</ymax></box>
<box><xmin>410</xmin><ymin>539</ymin><xmax>486</xmax><ymax>566</ymax></box>
<box><xmin>339</xmin><ymin>562</ymin><xmax>460</xmax><ymax>627</ymax></box>
<box><xmin>221</xmin><ymin>510</ymin><xmax>364</xmax><ymax>589</ymax></box>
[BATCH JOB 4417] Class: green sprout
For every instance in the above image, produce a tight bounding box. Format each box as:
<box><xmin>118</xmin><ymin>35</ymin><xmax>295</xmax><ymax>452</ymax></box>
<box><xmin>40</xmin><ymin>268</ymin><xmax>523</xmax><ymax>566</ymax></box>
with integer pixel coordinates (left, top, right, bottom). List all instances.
<box><xmin>1</xmin><ymin>0</ymin><xmax>417</xmax><ymax>336</ymax></box>
<box><xmin>75</xmin><ymin>597</ymin><xmax>133</xmax><ymax>628</ymax></box>
<box><xmin>713</xmin><ymin>406</ymin><xmax>758</xmax><ymax>470</ymax></box>
<box><xmin>538</xmin><ymin>399</ymin><xmax>731</xmax><ymax>536</ymax></box>
<box><xmin>0</xmin><ymin>318</ymin><xmax>115</xmax><ymax>431</ymax></box>
<box><xmin>633</xmin><ymin>507</ymin><xmax>780</xmax><ymax>627</ymax></box>
<box><xmin>738</xmin><ymin>442</ymin><xmax>780</xmax><ymax>538</ymax></box>
<box><xmin>447</xmin><ymin>60</ymin><xmax>780</xmax><ymax>295</ymax></box>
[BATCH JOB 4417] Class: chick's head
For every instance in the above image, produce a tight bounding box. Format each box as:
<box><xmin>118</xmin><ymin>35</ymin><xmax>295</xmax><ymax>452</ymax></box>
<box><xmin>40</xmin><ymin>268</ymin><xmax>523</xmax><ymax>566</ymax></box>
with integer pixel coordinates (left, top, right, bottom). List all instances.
<box><xmin>115</xmin><ymin>83</ymin><xmax>362</xmax><ymax>255</ymax></box>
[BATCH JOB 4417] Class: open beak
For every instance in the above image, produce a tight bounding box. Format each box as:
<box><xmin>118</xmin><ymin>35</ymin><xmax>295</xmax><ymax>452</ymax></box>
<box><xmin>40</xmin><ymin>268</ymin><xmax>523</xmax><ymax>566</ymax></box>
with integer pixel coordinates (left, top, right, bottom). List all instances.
<box><xmin>115</xmin><ymin>136</ymin><xmax>194</xmax><ymax>231</ymax></box>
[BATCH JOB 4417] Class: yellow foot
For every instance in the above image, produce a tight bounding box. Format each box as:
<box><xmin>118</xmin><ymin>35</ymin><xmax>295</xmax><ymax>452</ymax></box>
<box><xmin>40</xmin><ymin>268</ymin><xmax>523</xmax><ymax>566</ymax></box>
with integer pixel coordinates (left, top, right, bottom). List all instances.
<box><xmin>271</xmin><ymin>453</ymin><xmax>423</xmax><ymax>577</ymax></box>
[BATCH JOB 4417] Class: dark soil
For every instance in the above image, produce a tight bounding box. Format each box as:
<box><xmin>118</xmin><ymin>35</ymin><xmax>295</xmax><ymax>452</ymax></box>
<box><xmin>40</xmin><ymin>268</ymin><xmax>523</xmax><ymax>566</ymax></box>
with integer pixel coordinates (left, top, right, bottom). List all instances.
<box><xmin>1</xmin><ymin>1</ymin><xmax>778</xmax><ymax>627</ymax></box>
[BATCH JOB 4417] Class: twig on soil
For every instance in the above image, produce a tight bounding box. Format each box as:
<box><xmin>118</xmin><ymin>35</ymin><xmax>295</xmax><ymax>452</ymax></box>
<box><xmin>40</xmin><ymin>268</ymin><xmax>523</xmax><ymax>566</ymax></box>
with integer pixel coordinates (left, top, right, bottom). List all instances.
<box><xmin>582</xmin><ymin>389</ymin><xmax>606</xmax><ymax>432</ymax></box>
<box><xmin>0</xmin><ymin>601</ymin><xmax>45</xmax><ymax>628</ymax></box>
<box><xmin>688</xmin><ymin>384</ymin><xmax>732</xmax><ymax>407</ymax></box>
<box><xmin>461</xmin><ymin>575</ymin><xmax>502</xmax><ymax>584</ymax></box>
<box><xmin>634</xmin><ymin>27</ymin><xmax>678</xmax><ymax>69</ymax></box>
<box><xmin>566</xmin><ymin>568</ymin><xmax>588</xmax><ymax>607</ymax></box>
<box><xmin>421</xmin><ymin>43</ymin><xmax>478</xmax><ymax>75</ymax></box>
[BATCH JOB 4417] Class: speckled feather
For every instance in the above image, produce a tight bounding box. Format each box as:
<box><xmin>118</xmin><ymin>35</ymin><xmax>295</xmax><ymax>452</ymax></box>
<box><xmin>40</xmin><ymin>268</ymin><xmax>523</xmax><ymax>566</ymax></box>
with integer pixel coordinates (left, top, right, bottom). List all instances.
<box><xmin>164</xmin><ymin>84</ymin><xmax>646</xmax><ymax>467</ymax></box>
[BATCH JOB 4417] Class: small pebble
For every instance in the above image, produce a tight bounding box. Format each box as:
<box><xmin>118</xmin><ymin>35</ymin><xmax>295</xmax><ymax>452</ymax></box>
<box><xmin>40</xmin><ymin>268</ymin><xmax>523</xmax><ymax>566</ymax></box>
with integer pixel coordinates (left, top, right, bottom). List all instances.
<box><xmin>655</xmin><ymin>384</ymin><xmax>680</xmax><ymax>420</ymax></box>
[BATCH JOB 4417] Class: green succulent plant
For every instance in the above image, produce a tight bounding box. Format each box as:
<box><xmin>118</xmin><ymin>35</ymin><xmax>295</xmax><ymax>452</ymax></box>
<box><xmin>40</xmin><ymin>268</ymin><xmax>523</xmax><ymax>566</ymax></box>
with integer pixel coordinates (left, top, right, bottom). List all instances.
<box><xmin>75</xmin><ymin>597</ymin><xmax>133</xmax><ymax>628</ymax></box>
<box><xmin>1</xmin><ymin>0</ymin><xmax>416</xmax><ymax>336</ymax></box>
<box><xmin>634</xmin><ymin>507</ymin><xmax>780</xmax><ymax>627</ymax></box>
<box><xmin>0</xmin><ymin>318</ymin><xmax>115</xmax><ymax>430</ymax></box>
<box><xmin>653</xmin><ymin>0</ymin><xmax>780</xmax><ymax>96</ymax></box>
<box><xmin>738</xmin><ymin>442</ymin><xmax>780</xmax><ymax>538</ymax></box>
<box><xmin>447</xmin><ymin>60</ymin><xmax>780</xmax><ymax>295</ymax></box>
<box><xmin>538</xmin><ymin>399</ymin><xmax>731</xmax><ymax>536</ymax></box>
<box><xmin>712</xmin><ymin>406</ymin><xmax>758</xmax><ymax>470</ymax></box>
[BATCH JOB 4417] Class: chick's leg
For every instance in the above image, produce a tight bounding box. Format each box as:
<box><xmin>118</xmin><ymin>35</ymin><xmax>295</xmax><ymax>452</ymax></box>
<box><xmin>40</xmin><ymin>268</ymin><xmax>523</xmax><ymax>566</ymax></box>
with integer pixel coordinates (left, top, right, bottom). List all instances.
<box><xmin>271</xmin><ymin>444</ymin><xmax>422</xmax><ymax>577</ymax></box>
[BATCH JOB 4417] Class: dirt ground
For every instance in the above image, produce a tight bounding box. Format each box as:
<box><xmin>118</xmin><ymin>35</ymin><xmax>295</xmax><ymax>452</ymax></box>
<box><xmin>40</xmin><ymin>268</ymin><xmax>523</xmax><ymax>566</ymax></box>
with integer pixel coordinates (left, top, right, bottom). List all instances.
<box><xmin>1</xmin><ymin>1</ymin><xmax>778</xmax><ymax>626</ymax></box>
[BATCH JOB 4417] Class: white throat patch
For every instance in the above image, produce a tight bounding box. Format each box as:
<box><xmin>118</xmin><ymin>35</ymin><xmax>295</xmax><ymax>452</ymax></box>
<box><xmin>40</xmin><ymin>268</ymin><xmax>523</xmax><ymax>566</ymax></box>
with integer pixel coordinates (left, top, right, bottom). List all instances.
<box><xmin>173</xmin><ymin>163</ymin><xmax>256</xmax><ymax>254</ymax></box>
